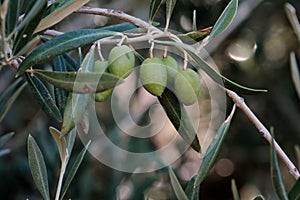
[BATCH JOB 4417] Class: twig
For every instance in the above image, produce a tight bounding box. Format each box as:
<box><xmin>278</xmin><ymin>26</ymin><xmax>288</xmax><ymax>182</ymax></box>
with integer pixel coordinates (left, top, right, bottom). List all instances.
<box><xmin>76</xmin><ymin>6</ymin><xmax>153</xmax><ymax>31</ymax></box>
<box><xmin>226</xmin><ymin>89</ymin><xmax>300</xmax><ymax>180</ymax></box>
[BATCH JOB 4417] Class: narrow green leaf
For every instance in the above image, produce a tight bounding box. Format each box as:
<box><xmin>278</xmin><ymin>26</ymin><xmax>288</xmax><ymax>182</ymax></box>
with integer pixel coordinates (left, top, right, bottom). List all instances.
<box><xmin>270</xmin><ymin>130</ymin><xmax>289</xmax><ymax>200</ymax></box>
<box><xmin>53</xmin><ymin>56</ymin><xmax>68</xmax><ymax>114</ymax></box>
<box><xmin>191</xmin><ymin>105</ymin><xmax>236</xmax><ymax>200</ymax></box>
<box><xmin>231</xmin><ymin>179</ymin><xmax>240</xmax><ymax>200</ymax></box>
<box><xmin>101</xmin><ymin>22</ymin><xmax>137</xmax><ymax>32</ymax></box>
<box><xmin>253</xmin><ymin>195</ymin><xmax>265</xmax><ymax>200</ymax></box>
<box><xmin>63</xmin><ymin>53</ymin><xmax>78</xmax><ymax>72</ymax></box>
<box><xmin>14</xmin><ymin>35</ymin><xmax>41</xmax><ymax>57</ymax></box>
<box><xmin>60</xmin><ymin>141</ymin><xmax>91</xmax><ymax>200</ymax></box>
<box><xmin>209</xmin><ymin>0</ymin><xmax>238</xmax><ymax>40</ymax></box>
<box><xmin>155</xmin><ymin>40</ymin><xmax>267</xmax><ymax>94</ymax></box>
<box><xmin>158</xmin><ymin>88</ymin><xmax>201</xmax><ymax>152</ymax></box>
<box><xmin>178</xmin><ymin>27</ymin><xmax>212</xmax><ymax>44</ymax></box>
<box><xmin>25</xmin><ymin>73</ymin><xmax>62</xmax><ymax>123</ymax></box>
<box><xmin>290</xmin><ymin>52</ymin><xmax>300</xmax><ymax>99</ymax></box>
<box><xmin>65</xmin><ymin>128</ymin><xmax>77</xmax><ymax>160</ymax></box>
<box><xmin>295</xmin><ymin>145</ymin><xmax>300</xmax><ymax>170</ymax></box>
<box><xmin>168</xmin><ymin>166</ymin><xmax>189</xmax><ymax>200</ymax></box>
<box><xmin>184</xmin><ymin>175</ymin><xmax>197</xmax><ymax>198</ymax></box>
<box><xmin>61</xmin><ymin>94</ymin><xmax>75</xmax><ymax>136</ymax></box>
<box><xmin>165</xmin><ymin>0</ymin><xmax>176</xmax><ymax>28</ymax></box>
<box><xmin>27</xmin><ymin>69</ymin><xmax>122</xmax><ymax>93</ymax></box>
<box><xmin>288</xmin><ymin>178</ymin><xmax>300</xmax><ymax>200</ymax></box>
<box><xmin>0</xmin><ymin>82</ymin><xmax>27</xmax><ymax>123</ymax></box>
<box><xmin>16</xmin><ymin>30</ymin><xmax>116</xmax><ymax>76</ymax></box>
<box><xmin>27</xmin><ymin>134</ymin><xmax>50</xmax><ymax>200</ymax></box>
<box><xmin>149</xmin><ymin>0</ymin><xmax>163</xmax><ymax>22</ymax></box>
<box><xmin>0</xmin><ymin>132</ymin><xmax>14</xmax><ymax>148</ymax></box>
<box><xmin>49</xmin><ymin>127</ymin><xmax>67</xmax><ymax>162</ymax></box>
<box><xmin>6</xmin><ymin>0</ymin><xmax>21</xmax><ymax>34</ymax></box>
<box><xmin>34</xmin><ymin>0</ymin><xmax>89</xmax><ymax>33</ymax></box>
<box><xmin>192</xmin><ymin>10</ymin><xmax>197</xmax><ymax>31</ymax></box>
<box><xmin>12</xmin><ymin>0</ymin><xmax>47</xmax><ymax>54</ymax></box>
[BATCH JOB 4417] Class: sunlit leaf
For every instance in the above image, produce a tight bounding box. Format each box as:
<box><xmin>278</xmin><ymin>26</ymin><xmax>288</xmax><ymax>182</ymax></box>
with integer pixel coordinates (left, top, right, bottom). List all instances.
<box><xmin>60</xmin><ymin>141</ymin><xmax>91</xmax><ymax>200</ymax></box>
<box><xmin>63</xmin><ymin>53</ymin><xmax>78</xmax><ymax>72</ymax></box>
<box><xmin>27</xmin><ymin>134</ymin><xmax>50</xmax><ymax>200</ymax></box>
<box><xmin>0</xmin><ymin>132</ymin><xmax>14</xmax><ymax>148</ymax></box>
<box><xmin>231</xmin><ymin>179</ymin><xmax>240</xmax><ymax>200</ymax></box>
<box><xmin>27</xmin><ymin>69</ymin><xmax>122</xmax><ymax>93</ymax></box>
<box><xmin>190</xmin><ymin>105</ymin><xmax>236</xmax><ymax>200</ymax></box>
<box><xmin>25</xmin><ymin>73</ymin><xmax>62</xmax><ymax>122</ymax></box>
<box><xmin>155</xmin><ymin>40</ymin><xmax>267</xmax><ymax>94</ymax></box>
<box><xmin>209</xmin><ymin>0</ymin><xmax>238</xmax><ymax>40</ymax></box>
<box><xmin>34</xmin><ymin>0</ymin><xmax>89</xmax><ymax>33</ymax></box>
<box><xmin>178</xmin><ymin>27</ymin><xmax>212</xmax><ymax>44</ymax></box>
<box><xmin>16</xmin><ymin>30</ymin><xmax>116</xmax><ymax>76</ymax></box>
<box><xmin>12</xmin><ymin>0</ymin><xmax>47</xmax><ymax>54</ymax></box>
<box><xmin>149</xmin><ymin>0</ymin><xmax>163</xmax><ymax>23</ymax></box>
<box><xmin>270</xmin><ymin>129</ymin><xmax>289</xmax><ymax>200</ymax></box>
<box><xmin>288</xmin><ymin>178</ymin><xmax>300</xmax><ymax>200</ymax></box>
<box><xmin>168</xmin><ymin>166</ymin><xmax>189</xmax><ymax>200</ymax></box>
<box><xmin>49</xmin><ymin>127</ymin><xmax>67</xmax><ymax>162</ymax></box>
<box><xmin>159</xmin><ymin>88</ymin><xmax>201</xmax><ymax>152</ymax></box>
<box><xmin>0</xmin><ymin>82</ymin><xmax>27</xmax><ymax>123</ymax></box>
<box><xmin>290</xmin><ymin>52</ymin><xmax>300</xmax><ymax>99</ymax></box>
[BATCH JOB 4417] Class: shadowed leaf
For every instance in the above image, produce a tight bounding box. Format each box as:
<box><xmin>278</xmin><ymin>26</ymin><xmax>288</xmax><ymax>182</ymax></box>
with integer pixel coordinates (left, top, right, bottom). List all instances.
<box><xmin>288</xmin><ymin>178</ymin><xmax>300</xmax><ymax>200</ymax></box>
<box><xmin>27</xmin><ymin>69</ymin><xmax>122</xmax><ymax>93</ymax></box>
<box><xmin>17</xmin><ymin>30</ymin><xmax>116</xmax><ymax>76</ymax></box>
<box><xmin>149</xmin><ymin>0</ymin><xmax>163</xmax><ymax>22</ymax></box>
<box><xmin>270</xmin><ymin>129</ymin><xmax>289</xmax><ymax>200</ymax></box>
<box><xmin>0</xmin><ymin>132</ymin><xmax>14</xmax><ymax>148</ymax></box>
<box><xmin>290</xmin><ymin>52</ymin><xmax>300</xmax><ymax>99</ymax></box>
<box><xmin>168</xmin><ymin>166</ymin><xmax>189</xmax><ymax>200</ymax></box>
<box><xmin>159</xmin><ymin>88</ymin><xmax>201</xmax><ymax>152</ymax></box>
<box><xmin>25</xmin><ymin>73</ymin><xmax>62</xmax><ymax>122</ymax></box>
<box><xmin>190</xmin><ymin>105</ymin><xmax>235</xmax><ymax>200</ymax></box>
<box><xmin>60</xmin><ymin>141</ymin><xmax>91</xmax><ymax>200</ymax></box>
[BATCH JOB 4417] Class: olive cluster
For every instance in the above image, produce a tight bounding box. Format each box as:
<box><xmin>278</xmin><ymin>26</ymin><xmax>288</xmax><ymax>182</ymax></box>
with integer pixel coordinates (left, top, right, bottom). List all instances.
<box><xmin>94</xmin><ymin>45</ymin><xmax>201</xmax><ymax>105</ymax></box>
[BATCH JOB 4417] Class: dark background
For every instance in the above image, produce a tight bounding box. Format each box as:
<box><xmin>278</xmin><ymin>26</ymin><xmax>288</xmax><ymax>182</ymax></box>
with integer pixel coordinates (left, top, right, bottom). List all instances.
<box><xmin>0</xmin><ymin>0</ymin><xmax>300</xmax><ymax>199</ymax></box>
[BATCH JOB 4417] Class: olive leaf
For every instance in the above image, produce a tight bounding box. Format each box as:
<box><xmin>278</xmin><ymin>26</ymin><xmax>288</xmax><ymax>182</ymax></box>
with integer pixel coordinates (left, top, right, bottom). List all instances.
<box><xmin>288</xmin><ymin>178</ymin><xmax>300</xmax><ymax>200</ymax></box>
<box><xmin>27</xmin><ymin>69</ymin><xmax>122</xmax><ymax>93</ymax></box>
<box><xmin>34</xmin><ymin>0</ymin><xmax>90</xmax><ymax>33</ymax></box>
<box><xmin>189</xmin><ymin>105</ymin><xmax>235</xmax><ymax>200</ymax></box>
<box><xmin>231</xmin><ymin>179</ymin><xmax>240</xmax><ymax>200</ymax></box>
<box><xmin>178</xmin><ymin>27</ymin><xmax>212</xmax><ymax>44</ymax></box>
<box><xmin>149</xmin><ymin>0</ymin><xmax>163</xmax><ymax>23</ymax></box>
<box><xmin>6</xmin><ymin>0</ymin><xmax>22</xmax><ymax>35</ymax></box>
<box><xmin>16</xmin><ymin>30</ymin><xmax>116</xmax><ymax>76</ymax></box>
<box><xmin>290</xmin><ymin>52</ymin><xmax>300</xmax><ymax>99</ymax></box>
<box><xmin>25</xmin><ymin>73</ymin><xmax>62</xmax><ymax>123</ymax></box>
<box><xmin>60</xmin><ymin>141</ymin><xmax>91</xmax><ymax>200</ymax></box>
<box><xmin>168</xmin><ymin>166</ymin><xmax>189</xmax><ymax>200</ymax></box>
<box><xmin>49</xmin><ymin>127</ymin><xmax>67</xmax><ymax>162</ymax></box>
<box><xmin>158</xmin><ymin>88</ymin><xmax>201</xmax><ymax>152</ymax></box>
<box><xmin>165</xmin><ymin>0</ymin><xmax>176</xmax><ymax>29</ymax></box>
<box><xmin>209</xmin><ymin>0</ymin><xmax>238</xmax><ymax>40</ymax></box>
<box><xmin>27</xmin><ymin>134</ymin><xmax>50</xmax><ymax>200</ymax></box>
<box><xmin>154</xmin><ymin>40</ymin><xmax>267</xmax><ymax>94</ymax></box>
<box><xmin>12</xmin><ymin>0</ymin><xmax>47</xmax><ymax>54</ymax></box>
<box><xmin>270</xmin><ymin>129</ymin><xmax>289</xmax><ymax>200</ymax></box>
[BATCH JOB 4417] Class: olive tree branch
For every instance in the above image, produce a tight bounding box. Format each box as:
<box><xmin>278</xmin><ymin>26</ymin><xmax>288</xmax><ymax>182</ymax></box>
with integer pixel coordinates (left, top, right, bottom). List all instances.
<box><xmin>226</xmin><ymin>89</ymin><xmax>300</xmax><ymax>180</ymax></box>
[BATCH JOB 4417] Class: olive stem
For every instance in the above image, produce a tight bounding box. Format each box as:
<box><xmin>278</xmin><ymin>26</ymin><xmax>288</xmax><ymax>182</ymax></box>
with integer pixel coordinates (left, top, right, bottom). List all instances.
<box><xmin>149</xmin><ymin>40</ymin><xmax>154</xmax><ymax>58</ymax></box>
<box><xmin>96</xmin><ymin>41</ymin><xmax>105</xmax><ymax>62</ymax></box>
<box><xmin>225</xmin><ymin>89</ymin><xmax>300</xmax><ymax>180</ymax></box>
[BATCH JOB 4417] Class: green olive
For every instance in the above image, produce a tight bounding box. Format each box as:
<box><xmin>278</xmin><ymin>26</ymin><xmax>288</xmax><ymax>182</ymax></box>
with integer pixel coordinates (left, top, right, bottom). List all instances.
<box><xmin>140</xmin><ymin>58</ymin><xmax>167</xmax><ymax>96</ymax></box>
<box><xmin>174</xmin><ymin>68</ymin><xmax>201</xmax><ymax>105</ymax></box>
<box><xmin>162</xmin><ymin>56</ymin><xmax>180</xmax><ymax>85</ymax></box>
<box><xmin>108</xmin><ymin>45</ymin><xmax>135</xmax><ymax>78</ymax></box>
<box><xmin>93</xmin><ymin>60</ymin><xmax>113</xmax><ymax>102</ymax></box>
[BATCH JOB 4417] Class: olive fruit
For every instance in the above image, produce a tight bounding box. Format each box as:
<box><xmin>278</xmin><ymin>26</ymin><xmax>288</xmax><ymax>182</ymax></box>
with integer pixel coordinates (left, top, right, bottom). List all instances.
<box><xmin>162</xmin><ymin>56</ymin><xmax>180</xmax><ymax>84</ymax></box>
<box><xmin>174</xmin><ymin>68</ymin><xmax>201</xmax><ymax>105</ymax></box>
<box><xmin>108</xmin><ymin>45</ymin><xmax>135</xmax><ymax>78</ymax></box>
<box><xmin>140</xmin><ymin>58</ymin><xmax>167</xmax><ymax>96</ymax></box>
<box><xmin>93</xmin><ymin>60</ymin><xmax>113</xmax><ymax>102</ymax></box>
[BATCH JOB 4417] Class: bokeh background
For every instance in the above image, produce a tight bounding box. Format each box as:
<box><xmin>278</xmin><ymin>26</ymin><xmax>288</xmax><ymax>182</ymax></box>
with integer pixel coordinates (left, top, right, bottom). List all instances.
<box><xmin>0</xmin><ymin>0</ymin><xmax>300</xmax><ymax>199</ymax></box>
